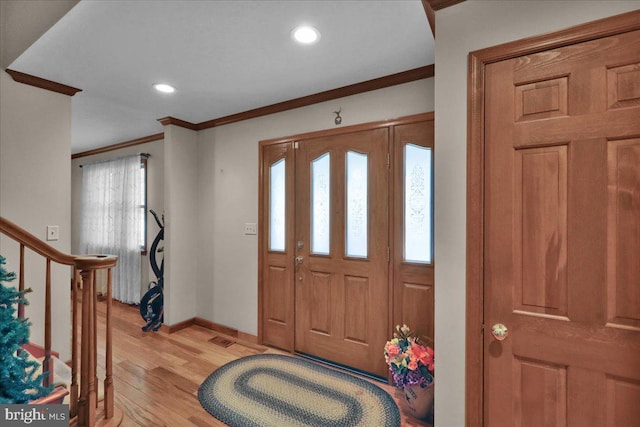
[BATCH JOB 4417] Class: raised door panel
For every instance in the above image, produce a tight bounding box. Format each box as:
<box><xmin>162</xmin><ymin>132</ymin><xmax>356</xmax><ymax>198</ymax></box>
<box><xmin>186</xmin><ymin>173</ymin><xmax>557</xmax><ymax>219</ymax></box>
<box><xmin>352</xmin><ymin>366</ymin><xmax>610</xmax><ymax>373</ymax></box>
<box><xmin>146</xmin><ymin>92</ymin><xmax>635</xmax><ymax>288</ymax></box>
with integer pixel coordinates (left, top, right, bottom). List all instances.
<box><xmin>265</xmin><ymin>265</ymin><xmax>288</xmax><ymax>324</ymax></box>
<box><xmin>343</xmin><ymin>275</ymin><xmax>369</xmax><ymax>345</ymax></box>
<box><xmin>513</xmin><ymin>146</ymin><xmax>568</xmax><ymax>317</ymax></box>
<box><xmin>607</xmin><ymin>138</ymin><xmax>640</xmax><ymax>329</ymax></box>
<box><xmin>400</xmin><ymin>282</ymin><xmax>434</xmax><ymax>342</ymax></box>
<box><xmin>606</xmin><ymin>377</ymin><xmax>640</xmax><ymax>427</ymax></box>
<box><xmin>513</xmin><ymin>358</ymin><xmax>567</xmax><ymax>427</ymax></box>
<box><xmin>308</xmin><ymin>271</ymin><xmax>332</xmax><ymax>335</ymax></box>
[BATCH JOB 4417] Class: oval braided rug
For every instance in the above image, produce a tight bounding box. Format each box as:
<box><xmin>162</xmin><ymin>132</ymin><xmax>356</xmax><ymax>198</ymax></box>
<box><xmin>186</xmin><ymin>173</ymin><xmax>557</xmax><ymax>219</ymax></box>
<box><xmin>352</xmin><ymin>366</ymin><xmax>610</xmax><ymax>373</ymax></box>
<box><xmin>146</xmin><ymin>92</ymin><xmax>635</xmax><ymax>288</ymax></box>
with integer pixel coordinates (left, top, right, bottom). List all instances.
<box><xmin>197</xmin><ymin>354</ymin><xmax>401</xmax><ymax>427</ymax></box>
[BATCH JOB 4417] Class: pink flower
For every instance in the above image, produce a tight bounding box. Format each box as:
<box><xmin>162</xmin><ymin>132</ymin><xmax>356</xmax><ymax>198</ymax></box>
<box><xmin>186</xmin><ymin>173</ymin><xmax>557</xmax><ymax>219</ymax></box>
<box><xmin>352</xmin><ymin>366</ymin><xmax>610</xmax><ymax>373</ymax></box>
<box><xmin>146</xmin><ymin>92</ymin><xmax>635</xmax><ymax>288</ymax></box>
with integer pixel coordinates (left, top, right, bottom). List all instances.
<box><xmin>384</xmin><ymin>341</ymin><xmax>401</xmax><ymax>364</ymax></box>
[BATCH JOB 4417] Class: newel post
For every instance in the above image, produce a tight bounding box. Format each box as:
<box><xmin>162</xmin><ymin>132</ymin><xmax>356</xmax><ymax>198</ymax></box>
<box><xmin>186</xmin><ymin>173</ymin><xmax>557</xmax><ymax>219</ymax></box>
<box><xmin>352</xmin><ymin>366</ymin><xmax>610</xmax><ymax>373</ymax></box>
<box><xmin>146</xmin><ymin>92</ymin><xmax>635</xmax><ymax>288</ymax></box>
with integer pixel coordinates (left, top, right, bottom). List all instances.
<box><xmin>74</xmin><ymin>255</ymin><xmax>117</xmax><ymax>427</ymax></box>
<box><xmin>104</xmin><ymin>267</ymin><xmax>114</xmax><ymax>417</ymax></box>
<box><xmin>77</xmin><ymin>267</ymin><xmax>96</xmax><ymax>427</ymax></box>
<box><xmin>70</xmin><ymin>268</ymin><xmax>80</xmax><ymax>419</ymax></box>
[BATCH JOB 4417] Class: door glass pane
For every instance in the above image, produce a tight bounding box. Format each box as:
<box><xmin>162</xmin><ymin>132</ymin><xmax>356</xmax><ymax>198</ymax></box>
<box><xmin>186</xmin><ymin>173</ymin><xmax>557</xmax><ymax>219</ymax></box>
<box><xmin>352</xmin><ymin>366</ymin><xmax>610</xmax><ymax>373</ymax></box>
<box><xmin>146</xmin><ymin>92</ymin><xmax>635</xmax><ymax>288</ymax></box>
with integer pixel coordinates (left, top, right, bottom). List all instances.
<box><xmin>312</xmin><ymin>153</ymin><xmax>330</xmax><ymax>255</ymax></box>
<box><xmin>346</xmin><ymin>151</ymin><xmax>368</xmax><ymax>258</ymax></box>
<box><xmin>404</xmin><ymin>144</ymin><xmax>432</xmax><ymax>263</ymax></box>
<box><xmin>269</xmin><ymin>158</ymin><xmax>286</xmax><ymax>251</ymax></box>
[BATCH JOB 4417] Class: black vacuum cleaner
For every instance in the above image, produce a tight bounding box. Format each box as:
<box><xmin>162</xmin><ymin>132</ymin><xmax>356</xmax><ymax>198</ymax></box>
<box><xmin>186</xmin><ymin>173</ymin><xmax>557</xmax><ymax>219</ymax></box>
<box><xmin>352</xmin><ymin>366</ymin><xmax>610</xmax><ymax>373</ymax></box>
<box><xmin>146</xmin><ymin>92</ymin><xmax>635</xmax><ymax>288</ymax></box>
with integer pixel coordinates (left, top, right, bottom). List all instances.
<box><xmin>140</xmin><ymin>209</ymin><xmax>164</xmax><ymax>332</ymax></box>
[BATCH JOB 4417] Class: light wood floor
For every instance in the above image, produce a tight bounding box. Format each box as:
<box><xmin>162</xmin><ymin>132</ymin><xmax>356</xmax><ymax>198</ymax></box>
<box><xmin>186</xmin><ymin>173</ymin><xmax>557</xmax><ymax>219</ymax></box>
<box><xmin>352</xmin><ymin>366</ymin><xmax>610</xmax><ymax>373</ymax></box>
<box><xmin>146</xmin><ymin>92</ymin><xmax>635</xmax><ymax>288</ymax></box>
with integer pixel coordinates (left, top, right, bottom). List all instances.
<box><xmin>94</xmin><ymin>300</ymin><xmax>433</xmax><ymax>426</ymax></box>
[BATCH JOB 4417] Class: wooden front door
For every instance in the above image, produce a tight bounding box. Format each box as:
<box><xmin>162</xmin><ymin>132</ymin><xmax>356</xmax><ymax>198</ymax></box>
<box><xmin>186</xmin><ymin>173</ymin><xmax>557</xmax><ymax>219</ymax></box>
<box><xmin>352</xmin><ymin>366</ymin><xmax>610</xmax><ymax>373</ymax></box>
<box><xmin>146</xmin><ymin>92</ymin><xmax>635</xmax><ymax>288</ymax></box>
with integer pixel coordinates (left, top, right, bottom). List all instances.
<box><xmin>483</xmin><ymin>26</ymin><xmax>640</xmax><ymax>425</ymax></box>
<box><xmin>294</xmin><ymin>129</ymin><xmax>389</xmax><ymax>377</ymax></box>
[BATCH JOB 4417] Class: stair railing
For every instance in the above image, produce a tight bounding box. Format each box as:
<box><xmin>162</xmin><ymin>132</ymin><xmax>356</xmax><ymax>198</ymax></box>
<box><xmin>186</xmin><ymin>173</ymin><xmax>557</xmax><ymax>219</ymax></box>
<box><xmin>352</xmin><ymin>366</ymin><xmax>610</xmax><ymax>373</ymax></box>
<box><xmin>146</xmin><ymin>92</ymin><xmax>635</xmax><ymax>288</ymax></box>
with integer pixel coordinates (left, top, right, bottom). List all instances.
<box><xmin>0</xmin><ymin>216</ymin><xmax>120</xmax><ymax>426</ymax></box>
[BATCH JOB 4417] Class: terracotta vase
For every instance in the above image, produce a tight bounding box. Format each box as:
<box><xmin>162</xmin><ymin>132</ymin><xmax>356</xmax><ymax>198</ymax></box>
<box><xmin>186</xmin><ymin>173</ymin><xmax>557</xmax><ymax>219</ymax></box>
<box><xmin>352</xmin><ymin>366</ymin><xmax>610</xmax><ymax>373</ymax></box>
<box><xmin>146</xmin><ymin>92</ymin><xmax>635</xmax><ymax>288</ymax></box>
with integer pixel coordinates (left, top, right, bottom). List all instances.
<box><xmin>404</xmin><ymin>382</ymin><xmax>434</xmax><ymax>419</ymax></box>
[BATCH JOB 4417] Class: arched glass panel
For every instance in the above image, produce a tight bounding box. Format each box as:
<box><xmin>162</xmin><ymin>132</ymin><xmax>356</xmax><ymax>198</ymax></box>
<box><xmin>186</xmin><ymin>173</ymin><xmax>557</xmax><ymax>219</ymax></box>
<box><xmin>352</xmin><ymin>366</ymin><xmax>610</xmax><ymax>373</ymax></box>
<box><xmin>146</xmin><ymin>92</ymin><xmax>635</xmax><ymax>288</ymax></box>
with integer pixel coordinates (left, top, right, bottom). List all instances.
<box><xmin>269</xmin><ymin>158</ymin><xmax>286</xmax><ymax>251</ymax></box>
<box><xmin>312</xmin><ymin>153</ymin><xmax>330</xmax><ymax>255</ymax></box>
<box><xmin>404</xmin><ymin>144</ymin><xmax>432</xmax><ymax>263</ymax></box>
<box><xmin>346</xmin><ymin>151</ymin><xmax>368</xmax><ymax>258</ymax></box>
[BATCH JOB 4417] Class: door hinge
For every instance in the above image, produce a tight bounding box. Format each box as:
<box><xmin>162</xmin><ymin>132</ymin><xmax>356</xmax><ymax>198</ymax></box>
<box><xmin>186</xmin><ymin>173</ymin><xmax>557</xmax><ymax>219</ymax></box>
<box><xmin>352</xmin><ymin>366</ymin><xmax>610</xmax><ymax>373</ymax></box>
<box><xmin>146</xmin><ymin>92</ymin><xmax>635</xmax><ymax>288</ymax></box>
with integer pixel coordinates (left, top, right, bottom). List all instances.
<box><xmin>386</xmin><ymin>153</ymin><xmax>390</xmax><ymax>169</ymax></box>
<box><xmin>481</xmin><ymin>323</ymin><xmax>485</xmax><ymax>334</ymax></box>
<box><xmin>293</xmin><ymin>141</ymin><xmax>299</xmax><ymax>149</ymax></box>
<box><xmin>387</xmin><ymin>247</ymin><xmax>390</xmax><ymax>263</ymax></box>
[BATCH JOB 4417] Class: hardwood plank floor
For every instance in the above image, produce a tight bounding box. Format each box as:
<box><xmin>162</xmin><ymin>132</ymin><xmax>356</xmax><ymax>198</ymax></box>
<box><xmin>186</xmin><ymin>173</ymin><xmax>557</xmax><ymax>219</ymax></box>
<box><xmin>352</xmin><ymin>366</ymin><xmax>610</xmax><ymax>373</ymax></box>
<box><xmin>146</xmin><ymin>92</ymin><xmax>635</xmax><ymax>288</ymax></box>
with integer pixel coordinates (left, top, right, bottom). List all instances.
<box><xmin>93</xmin><ymin>300</ymin><xmax>433</xmax><ymax>426</ymax></box>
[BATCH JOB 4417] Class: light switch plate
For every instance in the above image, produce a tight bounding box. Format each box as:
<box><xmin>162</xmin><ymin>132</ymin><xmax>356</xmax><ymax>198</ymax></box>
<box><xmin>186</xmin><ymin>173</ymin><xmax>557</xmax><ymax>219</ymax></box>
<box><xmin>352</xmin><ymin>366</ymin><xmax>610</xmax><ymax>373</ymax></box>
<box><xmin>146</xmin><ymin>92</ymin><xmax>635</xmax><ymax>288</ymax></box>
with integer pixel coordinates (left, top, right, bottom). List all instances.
<box><xmin>244</xmin><ymin>223</ymin><xmax>257</xmax><ymax>235</ymax></box>
<box><xmin>46</xmin><ymin>225</ymin><xmax>59</xmax><ymax>241</ymax></box>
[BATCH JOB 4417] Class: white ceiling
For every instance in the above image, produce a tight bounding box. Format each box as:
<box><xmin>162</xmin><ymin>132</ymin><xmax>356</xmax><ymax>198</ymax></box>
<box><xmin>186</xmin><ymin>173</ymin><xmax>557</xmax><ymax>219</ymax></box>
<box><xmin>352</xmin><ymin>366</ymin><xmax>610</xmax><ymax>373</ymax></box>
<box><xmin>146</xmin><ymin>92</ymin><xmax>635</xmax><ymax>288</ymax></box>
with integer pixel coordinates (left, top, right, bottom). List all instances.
<box><xmin>10</xmin><ymin>0</ymin><xmax>434</xmax><ymax>154</ymax></box>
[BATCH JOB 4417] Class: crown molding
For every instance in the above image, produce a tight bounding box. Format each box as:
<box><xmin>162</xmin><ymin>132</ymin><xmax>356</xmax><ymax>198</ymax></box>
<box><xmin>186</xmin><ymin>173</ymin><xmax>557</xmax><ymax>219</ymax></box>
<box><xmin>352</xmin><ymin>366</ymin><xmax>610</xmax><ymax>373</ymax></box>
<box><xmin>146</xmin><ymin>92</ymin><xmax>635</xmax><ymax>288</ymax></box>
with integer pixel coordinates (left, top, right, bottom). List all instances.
<box><xmin>71</xmin><ymin>133</ymin><xmax>163</xmax><ymax>159</ymax></box>
<box><xmin>157</xmin><ymin>116</ymin><xmax>198</xmax><ymax>130</ymax></box>
<box><xmin>154</xmin><ymin>65</ymin><xmax>434</xmax><ymax>132</ymax></box>
<box><xmin>197</xmin><ymin>65</ymin><xmax>435</xmax><ymax>130</ymax></box>
<box><xmin>426</xmin><ymin>0</ymin><xmax>465</xmax><ymax>11</ymax></box>
<box><xmin>5</xmin><ymin>69</ymin><xmax>82</xmax><ymax>96</ymax></box>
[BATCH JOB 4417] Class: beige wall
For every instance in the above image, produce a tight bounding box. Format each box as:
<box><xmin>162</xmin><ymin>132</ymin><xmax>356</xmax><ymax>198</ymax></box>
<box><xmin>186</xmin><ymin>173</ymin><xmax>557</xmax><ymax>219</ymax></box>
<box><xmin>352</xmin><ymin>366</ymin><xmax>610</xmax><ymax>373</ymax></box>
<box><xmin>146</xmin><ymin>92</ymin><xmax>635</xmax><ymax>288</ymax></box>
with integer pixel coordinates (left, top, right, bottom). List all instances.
<box><xmin>196</xmin><ymin>77</ymin><xmax>434</xmax><ymax>335</ymax></box>
<box><xmin>164</xmin><ymin>125</ymin><xmax>199</xmax><ymax>325</ymax></box>
<box><xmin>434</xmin><ymin>2</ymin><xmax>640</xmax><ymax>426</ymax></box>
<box><xmin>71</xmin><ymin>139</ymin><xmax>165</xmax><ymax>301</ymax></box>
<box><xmin>0</xmin><ymin>70</ymin><xmax>73</xmax><ymax>360</ymax></box>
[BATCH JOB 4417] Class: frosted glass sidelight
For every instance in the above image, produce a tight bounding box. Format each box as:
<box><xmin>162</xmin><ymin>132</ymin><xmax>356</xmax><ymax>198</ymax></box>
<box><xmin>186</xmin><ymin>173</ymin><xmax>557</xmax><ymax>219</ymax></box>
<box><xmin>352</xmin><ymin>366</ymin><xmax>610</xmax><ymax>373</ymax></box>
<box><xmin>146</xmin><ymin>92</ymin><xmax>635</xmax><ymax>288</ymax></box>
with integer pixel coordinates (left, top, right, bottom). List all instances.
<box><xmin>404</xmin><ymin>144</ymin><xmax>432</xmax><ymax>263</ymax></box>
<box><xmin>269</xmin><ymin>158</ymin><xmax>286</xmax><ymax>251</ymax></box>
<box><xmin>312</xmin><ymin>153</ymin><xmax>331</xmax><ymax>255</ymax></box>
<box><xmin>346</xmin><ymin>151</ymin><xmax>368</xmax><ymax>258</ymax></box>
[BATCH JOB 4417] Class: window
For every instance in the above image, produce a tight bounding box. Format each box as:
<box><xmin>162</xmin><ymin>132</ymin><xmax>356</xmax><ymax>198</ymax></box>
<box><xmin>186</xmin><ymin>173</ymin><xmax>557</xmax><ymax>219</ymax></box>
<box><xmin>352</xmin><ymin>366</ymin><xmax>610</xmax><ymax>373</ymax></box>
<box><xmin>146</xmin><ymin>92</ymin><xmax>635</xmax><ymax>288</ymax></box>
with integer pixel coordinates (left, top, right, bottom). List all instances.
<box><xmin>346</xmin><ymin>151</ymin><xmax>368</xmax><ymax>258</ymax></box>
<box><xmin>269</xmin><ymin>158</ymin><xmax>286</xmax><ymax>252</ymax></box>
<box><xmin>80</xmin><ymin>154</ymin><xmax>146</xmax><ymax>304</ymax></box>
<box><xmin>404</xmin><ymin>144</ymin><xmax>432</xmax><ymax>263</ymax></box>
<box><xmin>311</xmin><ymin>153</ymin><xmax>331</xmax><ymax>255</ymax></box>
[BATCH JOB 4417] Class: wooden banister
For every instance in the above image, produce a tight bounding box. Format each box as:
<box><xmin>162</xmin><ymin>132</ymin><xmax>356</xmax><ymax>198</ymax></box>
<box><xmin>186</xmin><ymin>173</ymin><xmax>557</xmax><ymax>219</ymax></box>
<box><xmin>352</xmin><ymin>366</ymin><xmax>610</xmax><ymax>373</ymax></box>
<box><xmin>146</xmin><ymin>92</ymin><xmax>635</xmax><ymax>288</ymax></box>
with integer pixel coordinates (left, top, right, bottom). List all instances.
<box><xmin>0</xmin><ymin>216</ymin><xmax>121</xmax><ymax>426</ymax></box>
<box><xmin>0</xmin><ymin>217</ymin><xmax>76</xmax><ymax>265</ymax></box>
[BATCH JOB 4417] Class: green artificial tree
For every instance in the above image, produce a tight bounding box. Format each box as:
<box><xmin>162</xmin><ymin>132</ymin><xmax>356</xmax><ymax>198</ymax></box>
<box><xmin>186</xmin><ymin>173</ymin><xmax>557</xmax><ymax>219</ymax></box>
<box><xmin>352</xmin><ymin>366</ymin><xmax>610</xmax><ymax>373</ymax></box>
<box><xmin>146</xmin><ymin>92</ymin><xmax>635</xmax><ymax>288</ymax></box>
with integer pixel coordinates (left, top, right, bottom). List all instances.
<box><xmin>0</xmin><ymin>255</ymin><xmax>52</xmax><ymax>404</ymax></box>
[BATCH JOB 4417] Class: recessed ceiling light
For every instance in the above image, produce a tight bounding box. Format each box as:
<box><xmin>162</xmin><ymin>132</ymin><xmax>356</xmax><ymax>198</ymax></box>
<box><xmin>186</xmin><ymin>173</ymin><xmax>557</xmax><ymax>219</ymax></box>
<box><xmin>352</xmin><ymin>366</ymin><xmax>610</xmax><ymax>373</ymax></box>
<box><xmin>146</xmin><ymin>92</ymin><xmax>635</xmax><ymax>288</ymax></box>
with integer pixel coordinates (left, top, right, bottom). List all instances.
<box><xmin>153</xmin><ymin>83</ymin><xmax>175</xmax><ymax>93</ymax></box>
<box><xmin>291</xmin><ymin>25</ymin><xmax>320</xmax><ymax>45</ymax></box>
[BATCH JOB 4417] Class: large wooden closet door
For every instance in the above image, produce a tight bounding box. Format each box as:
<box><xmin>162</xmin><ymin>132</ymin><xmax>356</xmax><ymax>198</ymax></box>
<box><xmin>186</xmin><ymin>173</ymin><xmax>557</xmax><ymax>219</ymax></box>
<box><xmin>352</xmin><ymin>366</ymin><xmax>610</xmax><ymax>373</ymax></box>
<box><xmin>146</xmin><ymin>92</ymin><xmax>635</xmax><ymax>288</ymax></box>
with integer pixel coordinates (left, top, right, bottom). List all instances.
<box><xmin>295</xmin><ymin>129</ymin><xmax>389</xmax><ymax>377</ymax></box>
<box><xmin>484</xmin><ymin>28</ymin><xmax>640</xmax><ymax>426</ymax></box>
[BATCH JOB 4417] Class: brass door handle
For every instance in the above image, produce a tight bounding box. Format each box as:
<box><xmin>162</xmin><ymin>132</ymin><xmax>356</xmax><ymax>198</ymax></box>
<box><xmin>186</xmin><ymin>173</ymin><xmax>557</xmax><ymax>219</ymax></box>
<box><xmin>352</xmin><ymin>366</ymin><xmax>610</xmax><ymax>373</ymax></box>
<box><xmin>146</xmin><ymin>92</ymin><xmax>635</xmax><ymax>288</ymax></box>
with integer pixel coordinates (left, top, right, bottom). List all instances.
<box><xmin>491</xmin><ymin>323</ymin><xmax>509</xmax><ymax>341</ymax></box>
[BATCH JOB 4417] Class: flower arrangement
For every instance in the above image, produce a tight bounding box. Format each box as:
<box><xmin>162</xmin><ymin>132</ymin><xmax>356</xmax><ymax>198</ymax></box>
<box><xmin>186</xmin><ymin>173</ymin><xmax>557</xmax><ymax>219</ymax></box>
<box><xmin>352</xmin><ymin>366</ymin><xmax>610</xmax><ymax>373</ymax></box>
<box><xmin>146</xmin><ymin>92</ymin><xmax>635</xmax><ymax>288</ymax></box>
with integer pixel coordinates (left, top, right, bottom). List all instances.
<box><xmin>384</xmin><ymin>324</ymin><xmax>434</xmax><ymax>389</ymax></box>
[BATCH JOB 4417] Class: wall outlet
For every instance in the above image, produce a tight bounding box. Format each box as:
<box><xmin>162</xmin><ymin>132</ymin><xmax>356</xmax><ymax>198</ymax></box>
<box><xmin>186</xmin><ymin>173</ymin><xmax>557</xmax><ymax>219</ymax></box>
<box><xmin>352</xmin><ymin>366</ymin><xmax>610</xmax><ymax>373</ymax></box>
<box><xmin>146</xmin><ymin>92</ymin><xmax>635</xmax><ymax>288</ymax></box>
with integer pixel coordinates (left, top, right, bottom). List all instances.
<box><xmin>46</xmin><ymin>225</ymin><xmax>59</xmax><ymax>241</ymax></box>
<box><xmin>244</xmin><ymin>223</ymin><xmax>257</xmax><ymax>235</ymax></box>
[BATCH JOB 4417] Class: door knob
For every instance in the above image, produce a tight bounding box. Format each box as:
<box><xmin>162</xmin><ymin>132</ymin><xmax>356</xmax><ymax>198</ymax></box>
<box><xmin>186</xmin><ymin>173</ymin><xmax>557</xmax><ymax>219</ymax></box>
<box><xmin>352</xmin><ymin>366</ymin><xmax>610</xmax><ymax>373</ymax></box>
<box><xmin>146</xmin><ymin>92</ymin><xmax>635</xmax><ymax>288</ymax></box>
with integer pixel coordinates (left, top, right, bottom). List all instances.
<box><xmin>490</xmin><ymin>323</ymin><xmax>509</xmax><ymax>341</ymax></box>
<box><xmin>295</xmin><ymin>256</ymin><xmax>304</xmax><ymax>264</ymax></box>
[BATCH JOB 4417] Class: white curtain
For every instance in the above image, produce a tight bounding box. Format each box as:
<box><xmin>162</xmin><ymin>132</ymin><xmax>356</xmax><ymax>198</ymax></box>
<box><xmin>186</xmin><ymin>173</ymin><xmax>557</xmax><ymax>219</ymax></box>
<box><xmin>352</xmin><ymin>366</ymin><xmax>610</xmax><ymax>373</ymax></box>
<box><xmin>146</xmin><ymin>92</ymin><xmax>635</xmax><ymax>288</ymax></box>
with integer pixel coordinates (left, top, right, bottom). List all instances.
<box><xmin>80</xmin><ymin>155</ymin><xmax>142</xmax><ymax>304</ymax></box>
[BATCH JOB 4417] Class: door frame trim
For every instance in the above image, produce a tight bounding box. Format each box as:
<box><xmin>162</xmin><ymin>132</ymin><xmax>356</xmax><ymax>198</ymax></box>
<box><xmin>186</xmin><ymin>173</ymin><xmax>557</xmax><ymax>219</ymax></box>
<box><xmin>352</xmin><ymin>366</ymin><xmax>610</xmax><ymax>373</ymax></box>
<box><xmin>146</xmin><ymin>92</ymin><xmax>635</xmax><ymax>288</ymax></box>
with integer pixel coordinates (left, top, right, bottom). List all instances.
<box><xmin>466</xmin><ymin>9</ymin><xmax>640</xmax><ymax>427</ymax></box>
